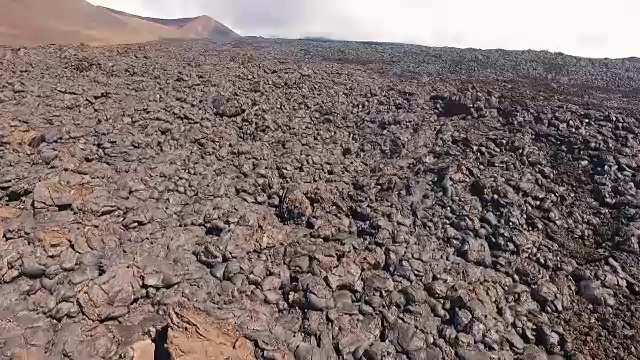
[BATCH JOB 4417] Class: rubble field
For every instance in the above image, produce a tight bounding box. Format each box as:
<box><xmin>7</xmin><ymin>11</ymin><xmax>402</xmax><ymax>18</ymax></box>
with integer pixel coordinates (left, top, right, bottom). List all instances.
<box><xmin>1</xmin><ymin>38</ymin><xmax>640</xmax><ymax>359</ymax></box>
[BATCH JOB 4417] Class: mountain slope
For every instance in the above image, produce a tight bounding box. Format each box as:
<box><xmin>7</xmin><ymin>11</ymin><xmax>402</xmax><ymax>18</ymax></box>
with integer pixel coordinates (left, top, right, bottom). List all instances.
<box><xmin>176</xmin><ymin>15</ymin><xmax>239</xmax><ymax>41</ymax></box>
<box><xmin>0</xmin><ymin>0</ymin><xmax>238</xmax><ymax>46</ymax></box>
<box><xmin>101</xmin><ymin>8</ymin><xmax>239</xmax><ymax>41</ymax></box>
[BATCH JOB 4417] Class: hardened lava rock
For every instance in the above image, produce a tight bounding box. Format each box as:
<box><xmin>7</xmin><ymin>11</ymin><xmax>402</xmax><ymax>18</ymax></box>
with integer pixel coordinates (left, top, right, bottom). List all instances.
<box><xmin>0</xmin><ymin>38</ymin><xmax>639</xmax><ymax>359</ymax></box>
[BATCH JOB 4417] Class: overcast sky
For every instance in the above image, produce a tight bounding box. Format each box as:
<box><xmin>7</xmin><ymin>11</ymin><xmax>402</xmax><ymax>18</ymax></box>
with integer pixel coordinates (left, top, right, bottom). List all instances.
<box><xmin>88</xmin><ymin>0</ymin><xmax>639</xmax><ymax>58</ymax></box>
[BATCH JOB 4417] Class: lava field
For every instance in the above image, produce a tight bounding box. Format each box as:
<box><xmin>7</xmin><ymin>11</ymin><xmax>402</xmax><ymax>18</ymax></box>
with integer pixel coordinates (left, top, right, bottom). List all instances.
<box><xmin>1</xmin><ymin>38</ymin><xmax>640</xmax><ymax>360</ymax></box>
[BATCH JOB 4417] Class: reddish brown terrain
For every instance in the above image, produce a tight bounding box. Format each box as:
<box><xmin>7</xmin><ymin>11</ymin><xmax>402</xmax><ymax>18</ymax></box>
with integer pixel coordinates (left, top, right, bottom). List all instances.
<box><xmin>1</xmin><ymin>1</ymin><xmax>640</xmax><ymax>359</ymax></box>
<box><xmin>101</xmin><ymin>7</ymin><xmax>239</xmax><ymax>41</ymax></box>
<box><xmin>0</xmin><ymin>0</ymin><xmax>238</xmax><ymax>46</ymax></box>
<box><xmin>0</xmin><ymin>37</ymin><xmax>639</xmax><ymax>359</ymax></box>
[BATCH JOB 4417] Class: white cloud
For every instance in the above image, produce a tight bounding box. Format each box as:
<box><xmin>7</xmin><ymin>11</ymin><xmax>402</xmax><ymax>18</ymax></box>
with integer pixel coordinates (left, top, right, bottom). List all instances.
<box><xmin>88</xmin><ymin>0</ymin><xmax>640</xmax><ymax>58</ymax></box>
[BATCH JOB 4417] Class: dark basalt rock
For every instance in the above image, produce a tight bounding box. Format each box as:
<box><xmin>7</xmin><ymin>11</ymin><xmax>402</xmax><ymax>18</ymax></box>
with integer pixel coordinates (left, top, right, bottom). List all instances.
<box><xmin>0</xmin><ymin>38</ymin><xmax>638</xmax><ymax>359</ymax></box>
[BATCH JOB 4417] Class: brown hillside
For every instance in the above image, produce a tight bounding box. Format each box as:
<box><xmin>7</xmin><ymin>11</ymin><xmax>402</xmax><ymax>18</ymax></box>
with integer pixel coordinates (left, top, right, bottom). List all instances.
<box><xmin>0</xmin><ymin>0</ymin><xmax>238</xmax><ymax>46</ymax></box>
<box><xmin>176</xmin><ymin>15</ymin><xmax>239</xmax><ymax>41</ymax></box>
<box><xmin>101</xmin><ymin>8</ymin><xmax>240</xmax><ymax>41</ymax></box>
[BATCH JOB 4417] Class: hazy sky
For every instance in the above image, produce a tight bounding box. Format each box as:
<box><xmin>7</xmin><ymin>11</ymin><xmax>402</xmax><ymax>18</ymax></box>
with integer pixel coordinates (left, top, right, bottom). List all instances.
<box><xmin>88</xmin><ymin>0</ymin><xmax>640</xmax><ymax>58</ymax></box>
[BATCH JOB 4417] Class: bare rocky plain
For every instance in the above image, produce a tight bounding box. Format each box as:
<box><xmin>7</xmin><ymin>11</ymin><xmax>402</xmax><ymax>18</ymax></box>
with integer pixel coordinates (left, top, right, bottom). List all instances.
<box><xmin>1</xmin><ymin>38</ymin><xmax>640</xmax><ymax>360</ymax></box>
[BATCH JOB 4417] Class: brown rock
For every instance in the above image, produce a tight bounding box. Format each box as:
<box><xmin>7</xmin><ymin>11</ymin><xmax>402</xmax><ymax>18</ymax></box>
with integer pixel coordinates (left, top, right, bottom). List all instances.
<box><xmin>363</xmin><ymin>270</ymin><xmax>394</xmax><ymax>293</ymax></box>
<box><xmin>520</xmin><ymin>344</ymin><xmax>551</xmax><ymax>360</ymax></box>
<box><xmin>326</xmin><ymin>258</ymin><xmax>362</xmax><ymax>291</ymax></box>
<box><xmin>9</xmin><ymin>130</ymin><xmax>41</xmax><ymax>147</ymax></box>
<box><xmin>35</xmin><ymin>227</ymin><xmax>70</xmax><ymax>257</ymax></box>
<box><xmin>332</xmin><ymin>313</ymin><xmax>381</xmax><ymax>355</ymax></box>
<box><xmin>0</xmin><ymin>207</ymin><xmax>21</xmax><ymax>218</ymax></box>
<box><xmin>11</xmin><ymin>348</ymin><xmax>46</xmax><ymax>360</ymax></box>
<box><xmin>78</xmin><ymin>265</ymin><xmax>143</xmax><ymax>321</ymax></box>
<box><xmin>0</xmin><ymin>209</ymin><xmax>13</xmax><ymax>240</ymax></box>
<box><xmin>168</xmin><ymin>308</ymin><xmax>255</xmax><ymax>360</ymax></box>
<box><xmin>278</xmin><ymin>188</ymin><xmax>312</xmax><ymax>224</ymax></box>
<box><xmin>257</xmin><ymin>227</ymin><xmax>294</xmax><ymax>250</ymax></box>
<box><xmin>132</xmin><ymin>340</ymin><xmax>155</xmax><ymax>360</ymax></box>
<box><xmin>71</xmin><ymin>184</ymin><xmax>94</xmax><ymax>202</ymax></box>
<box><xmin>356</xmin><ymin>251</ymin><xmax>385</xmax><ymax>271</ymax></box>
<box><xmin>33</xmin><ymin>178</ymin><xmax>74</xmax><ymax>209</ymax></box>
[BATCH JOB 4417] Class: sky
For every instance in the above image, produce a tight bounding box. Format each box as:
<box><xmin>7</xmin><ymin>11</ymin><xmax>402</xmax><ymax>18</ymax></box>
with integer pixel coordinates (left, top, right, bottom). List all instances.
<box><xmin>87</xmin><ymin>0</ymin><xmax>640</xmax><ymax>58</ymax></box>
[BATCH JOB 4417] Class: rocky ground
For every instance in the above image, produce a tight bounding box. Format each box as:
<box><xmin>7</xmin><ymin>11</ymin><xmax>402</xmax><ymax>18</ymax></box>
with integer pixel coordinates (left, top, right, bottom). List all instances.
<box><xmin>1</xmin><ymin>38</ymin><xmax>639</xmax><ymax>360</ymax></box>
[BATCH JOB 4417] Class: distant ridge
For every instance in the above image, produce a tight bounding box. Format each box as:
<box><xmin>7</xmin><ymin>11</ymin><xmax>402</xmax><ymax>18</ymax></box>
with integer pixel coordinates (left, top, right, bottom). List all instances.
<box><xmin>303</xmin><ymin>36</ymin><xmax>337</xmax><ymax>42</ymax></box>
<box><xmin>101</xmin><ymin>7</ymin><xmax>239</xmax><ymax>41</ymax></box>
<box><xmin>0</xmin><ymin>0</ymin><xmax>239</xmax><ymax>46</ymax></box>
